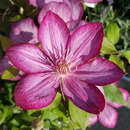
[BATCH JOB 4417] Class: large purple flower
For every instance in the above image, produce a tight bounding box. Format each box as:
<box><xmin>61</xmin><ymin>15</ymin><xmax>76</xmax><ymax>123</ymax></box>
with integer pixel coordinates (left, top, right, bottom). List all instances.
<box><xmin>6</xmin><ymin>12</ymin><xmax>124</xmax><ymax>114</ymax></box>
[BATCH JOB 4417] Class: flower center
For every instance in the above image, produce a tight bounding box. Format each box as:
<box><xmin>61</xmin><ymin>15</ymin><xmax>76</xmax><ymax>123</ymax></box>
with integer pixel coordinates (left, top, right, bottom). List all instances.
<box><xmin>56</xmin><ymin>59</ymin><xmax>69</xmax><ymax>77</ymax></box>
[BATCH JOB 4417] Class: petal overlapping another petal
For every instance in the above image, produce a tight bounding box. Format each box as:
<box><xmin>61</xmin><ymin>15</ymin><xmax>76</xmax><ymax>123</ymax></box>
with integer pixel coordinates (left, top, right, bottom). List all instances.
<box><xmin>38</xmin><ymin>2</ymin><xmax>72</xmax><ymax>24</ymax></box>
<box><xmin>14</xmin><ymin>73</ymin><xmax>59</xmax><ymax>109</ymax></box>
<box><xmin>10</xmin><ymin>18</ymin><xmax>38</xmax><ymax>44</ymax></box>
<box><xmin>0</xmin><ymin>56</ymin><xmax>11</xmax><ymax>75</ymax></box>
<box><xmin>66</xmin><ymin>22</ymin><xmax>103</xmax><ymax>67</ymax></box>
<box><xmin>6</xmin><ymin>44</ymin><xmax>53</xmax><ymax>74</ymax></box>
<box><xmin>62</xmin><ymin>77</ymin><xmax>105</xmax><ymax>114</ymax></box>
<box><xmin>29</xmin><ymin>0</ymin><xmax>63</xmax><ymax>7</ymax></box>
<box><xmin>72</xmin><ymin>57</ymin><xmax>124</xmax><ymax>86</ymax></box>
<box><xmin>64</xmin><ymin>0</ymin><xmax>84</xmax><ymax>21</ymax></box>
<box><xmin>38</xmin><ymin>11</ymin><xmax>70</xmax><ymax>62</ymax></box>
<box><xmin>98</xmin><ymin>104</ymin><xmax>118</xmax><ymax>128</ymax></box>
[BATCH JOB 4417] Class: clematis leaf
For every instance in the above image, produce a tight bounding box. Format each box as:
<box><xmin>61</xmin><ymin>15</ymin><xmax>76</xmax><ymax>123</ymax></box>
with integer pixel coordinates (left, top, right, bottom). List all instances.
<box><xmin>101</xmin><ymin>37</ymin><xmax>117</xmax><ymax>54</ymax></box>
<box><xmin>109</xmin><ymin>55</ymin><xmax>125</xmax><ymax>72</ymax></box>
<box><xmin>122</xmin><ymin>50</ymin><xmax>130</xmax><ymax>64</ymax></box>
<box><xmin>43</xmin><ymin>92</ymin><xmax>61</xmax><ymax>110</ymax></box>
<box><xmin>0</xmin><ymin>35</ymin><xmax>13</xmax><ymax>51</ymax></box>
<box><xmin>106</xmin><ymin>22</ymin><xmax>120</xmax><ymax>44</ymax></box>
<box><xmin>104</xmin><ymin>84</ymin><xmax>125</xmax><ymax>105</ymax></box>
<box><xmin>69</xmin><ymin>101</ymin><xmax>87</xmax><ymax>130</ymax></box>
<box><xmin>1</xmin><ymin>66</ymin><xmax>19</xmax><ymax>80</ymax></box>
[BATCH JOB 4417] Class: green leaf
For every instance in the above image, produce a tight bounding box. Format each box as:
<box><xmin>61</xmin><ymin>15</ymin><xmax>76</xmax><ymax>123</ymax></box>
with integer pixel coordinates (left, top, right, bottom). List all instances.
<box><xmin>104</xmin><ymin>84</ymin><xmax>125</xmax><ymax>105</ymax></box>
<box><xmin>9</xmin><ymin>15</ymin><xmax>22</xmax><ymax>22</ymax></box>
<box><xmin>43</xmin><ymin>92</ymin><xmax>61</xmax><ymax>110</ymax></box>
<box><xmin>0</xmin><ymin>35</ymin><xmax>13</xmax><ymax>51</ymax></box>
<box><xmin>101</xmin><ymin>37</ymin><xmax>117</xmax><ymax>54</ymax></box>
<box><xmin>1</xmin><ymin>66</ymin><xmax>19</xmax><ymax>80</ymax></box>
<box><xmin>106</xmin><ymin>22</ymin><xmax>120</xmax><ymax>44</ymax></box>
<box><xmin>122</xmin><ymin>50</ymin><xmax>130</xmax><ymax>64</ymax></box>
<box><xmin>69</xmin><ymin>101</ymin><xmax>87</xmax><ymax>130</ymax></box>
<box><xmin>109</xmin><ymin>55</ymin><xmax>125</xmax><ymax>72</ymax></box>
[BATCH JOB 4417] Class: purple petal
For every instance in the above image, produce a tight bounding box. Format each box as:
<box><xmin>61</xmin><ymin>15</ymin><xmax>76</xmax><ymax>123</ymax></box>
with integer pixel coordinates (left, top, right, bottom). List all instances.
<box><xmin>29</xmin><ymin>0</ymin><xmax>63</xmax><ymax>7</ymax></box>
<box><xmin>67</xmin><ymin>20</ymin><xmax>87</xmax><ymax>33</ymax></box>
<box><xmin>99</xmin><ymin>104</ymin><xmax>118</xmax><ymax>128</ymax></box>
<box><xmin>6</xmin><ymin>44</ymin><xmax>53</xmax><ymax>74</ymax></box>
<box><xmin>72</xmin><ymin>57</ymin><xmax>124</xmax><ymax>86</ymax></box>
<box><xmin>38</xmin><ymin>2</ymin><xmax>72</xmax><ymax>24</ymax></box>
<box><xmin>119</xmin><ymin>88</ymin><xmax>130</xmax><ymax>102</ymax></box>
<box><xmin>66</xmin><ymin>22</ymin><xmax>103</xmax><ymax>67</ymax></box>
<box><xmin>10</xmin><ymin>18</ymin><xmax>38</xmax><ymax>44</ymax></box>
<box><xmin>0</xmin><ymin>56</ymin><xmax>11</xmax><ymax>75</ymax></box>
<box><xmin>64</xmin><ymin>0</ymin><xmax>84</xmax><ymax>21</ymax></box>
<box><xmin>62</xmin><ymin>77</ymin><xmax>105</xmax><ymax>114</ymax></box>
<box><xmin>14</xmin><ymin>73</ymin><xmax>59</xmax><ymax>109</ymax></box>
<box><xmin>88</xmin><ymin>115</ymin><xmax>98</xmax><ymax>126</ymax></box>
<box><xmin>38</xmin><ymin>11</ymin><xmax>70</xmax><ymax>62</ymax></box>
<box><xmin>84</xmin><ymin>0</ymin><xmax>102</xmax><ymax>3</ymax></box>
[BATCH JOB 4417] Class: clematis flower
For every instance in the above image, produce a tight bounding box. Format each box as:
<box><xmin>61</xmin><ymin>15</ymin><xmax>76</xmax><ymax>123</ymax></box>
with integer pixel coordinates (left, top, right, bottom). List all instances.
<box><xmin>88</xmin><ymin>87</ymin><xmax>130</xmax><ymax>128</ymax></box>
<box><xmin>0</xmin><ymin>18</ymin><xmax>39</xmax><ymax>80</ymax></box>
<box><xmin>38</xmin><ymin>0</ymin><xmax>84</xmax><ymax>28</ymax></box>
<box><xmin>6</xmin><ymin>12</ymin><xmax>124</xmax><ymax>114</ymax></box>
<box><xmin>10</xmin><ymin>18</ymin><xmax>38</xmax><ymax>44</ymax></box>
<box><xmin>84</xmin><ymin>0</ymin><xmax>102</xmax><ymax>8</ymax></box>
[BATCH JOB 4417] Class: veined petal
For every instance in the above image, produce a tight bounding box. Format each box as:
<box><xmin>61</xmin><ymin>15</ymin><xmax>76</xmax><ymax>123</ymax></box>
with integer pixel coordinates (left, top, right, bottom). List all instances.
<box><xmin>0</xmin><ymin>56</ymin><xmax>11</xmax><ymax>75</ymax></box>
<box><xmin>62</xmin><ymin>77</ymin><xmax>105</xmax><ymax>114</ymax></box>
<box><xmin>67</xmin><ymin>20</ymin><xmax>87</xmax><ymax>33</ymax></box>
<box><xmin>64</xmin><ymin>0</ymin><xmax>84</xmax><ymax>21</ymax></box>
<box><xmin>38</xmin><ymin>11</ymin><xmax>70</xmax><ymax>62</ymax></box>
<box><xmin>6</xmin><ymin>44</ymin><xmax>53</xmax><ymax>74</ymax></box>
<box><xmin>14</xmin><ymin>73</ymin><xmax>59</xmax><ymax>109</ymax></box>
<box><xmin>29</xmin><ymin>0</ymin><xmax>63</xmax><ymax>7</ymax></box>
<box><xmin>66</xmin><ymin>22</ymin><xmax>103</xmax><ymax>67</ymax></box>
<box><xmin>99</xmin><ymin>104</ymin><xmax>118</xmax><ymax>128</ymax></box>
<box><xmin>72</xmin><ymin>57</ymin><xmax>124</xmax><ymax>86</ymax></box>
<box><xmin>38</xmin><ymin>2</ymin><xmax>72</xmax><ymax>24</ymax></box>
<box><xmin>10</xmin><ymin>18</ymin><xmax>38</xmax><ymax>44</ymax></box>
<box><xmin>84</xmin><ymin>0</ymin><xmax>102</xmax><ymax>3</ymax></box>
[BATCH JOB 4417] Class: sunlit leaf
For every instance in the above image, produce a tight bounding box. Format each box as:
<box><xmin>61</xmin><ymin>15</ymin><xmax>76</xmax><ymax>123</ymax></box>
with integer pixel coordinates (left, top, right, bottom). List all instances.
<box><xmin>109</xmin><ymin>55</ymin><xmax>125</xmax><ymax>72</ymax></box>
<box><xmin>122</xmin><ymin>50</ymin><xmax>130</xmax><ymax>64</ymax></box>
<box><xmin>1</xmin><ymin>66</ymin><xmax>19</xmax><ymax>80</ymax></box>
<box><xmin>104</xmin><ymin>84</ymin><xmax>125</xmax><ymax>105</ymax></box>
<box><xmin>69</xmin><ymin>101</ymin><xmax>87</xmax><ymax>130</ymax></box>
<box><xmin>106</xmin><ymin>22</ymin><xmax>120</xmax><ymax>44</ymax></box>
<box><xmin>101</xmin><ymin>37</ymin><xmax>117</xmax><ymax>54</ymax></box>
<box><xmin>0</xmin><ymin>35</ymin><xmax>13</xmax><ymax>51</ymax></box>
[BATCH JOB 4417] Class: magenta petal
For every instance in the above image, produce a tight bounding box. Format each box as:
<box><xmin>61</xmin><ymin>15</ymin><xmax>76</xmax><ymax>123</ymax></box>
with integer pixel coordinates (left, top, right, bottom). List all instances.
<box><xmin>38</xmin><ymin>2</ymin><xmax>72</xmax><ymax>24</ymax></box>
<box><xmin>14</xmin><ymin>73</ymin><xmax>59</xmax><ymax>109</ymax></box>
<box><xmin>0</xmin><ymin>56</ymin><xmax>11</xmax><ymax>75</ymax></box>
<box><xmin>6</xmin><ymin>44</ymin><xmax>53</xmax><ymax>74</ymax></box>
<box><xmin>84</xmin><ymin>0</ymin><xmax>102</xmax><ymax>3</ymax></box>
<box><xmin>38</xmin><ymin>11</ymin><xmax>70</xmax><ymax>62</ymax></box>
<box><xmin>88</xmin><ymin>115</ymin><xmax>98</xmax><ymax>126</ymax></box>
<box><xmin>73</xmin><ymin>57</ymin><xmax>124</xmax><ymax>86</ymax></box>
<box><xmin>29</xmin><ymin>0</ymin><xmax>63</xmax><ymax>7</ymax></box>
<box><xmin>66</xmin><ymin>22</ymin><xmax>103</xmax><ymax>66</ymax></box>
<box><xmin>62</xmin><ymin>77</ymin><xmax>105</xmax><ymax>114</ymax></box>
<box><xmin>99</xmin><ymin>104</ymin><xmax>118</xmax><ymax>128</ymax></box>
<box><xmin>67</xmin><ymin>20</ymin><xmax>87</xmax><ymax>33</ymax></box>
<box><xmin>10</xmin><ymin>18</ymin><xmax>38</xmax><ymax>44</ymax></box>
<box><xmin>64</xmin><ymin>0</ymin><xmax>84</xmax><ymax>21</ymax></box>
